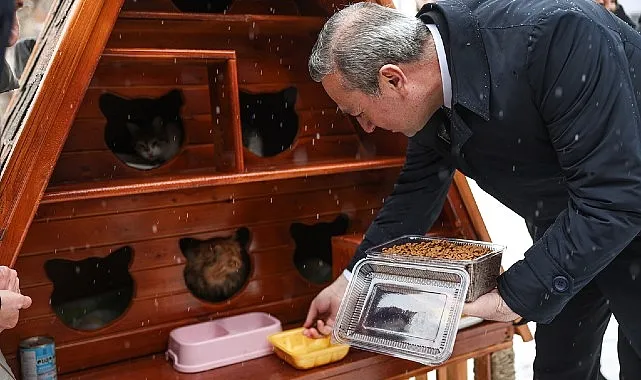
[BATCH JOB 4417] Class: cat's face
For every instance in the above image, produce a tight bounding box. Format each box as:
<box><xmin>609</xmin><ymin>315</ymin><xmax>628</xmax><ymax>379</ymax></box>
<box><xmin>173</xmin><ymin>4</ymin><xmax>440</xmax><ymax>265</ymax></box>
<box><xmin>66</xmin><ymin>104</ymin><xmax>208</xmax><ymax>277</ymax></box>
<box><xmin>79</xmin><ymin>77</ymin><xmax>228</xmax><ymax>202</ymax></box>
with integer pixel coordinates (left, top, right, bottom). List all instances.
<box><xmin>179</xmin><ymin>228</ymin><xmax>251</xmax><ymax>302</ymax></box>
<box><xmin>100</xmin><ymin>89</ymin><xmax>184</xmax><ymax>164</ymax></box>
<box><xmin>128</xmin><ymin>116</ymin><xmax>174</xmax><ymax>161</ymax></box>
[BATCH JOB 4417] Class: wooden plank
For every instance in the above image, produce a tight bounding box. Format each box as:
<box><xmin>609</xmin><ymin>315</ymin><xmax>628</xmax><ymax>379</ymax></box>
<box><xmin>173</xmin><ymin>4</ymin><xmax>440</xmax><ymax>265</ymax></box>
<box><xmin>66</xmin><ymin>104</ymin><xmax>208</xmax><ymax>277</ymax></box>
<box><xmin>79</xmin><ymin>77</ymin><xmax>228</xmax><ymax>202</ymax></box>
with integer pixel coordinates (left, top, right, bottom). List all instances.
<box><xmin>473</xmin><ymin>354</ymin><xmax>492</xmax><ymax>380</ymax></box>
<box><xmin>41</xmin><ymin>157</ymin><xmax>405</xmax><ymax>204</ymax></box>
<box><xmin>115</xmin><ymin>13</ymin><xmax>326</xmax><ymax>36</ymax></box>
<box><xmin>49</xmin><ymin>144</ymin><xmax>220</xmax><ymax>185</ymax></box>
<box><xmin>36</xmin><ymin>169</ymin><xmax>397</xmax><ymax>221</ymax></box>
<box><xmin>437</xmin><ymin>361</ymin><xmax>468</xmax><ymax>380</ymax></box>
<box><xmin>101</xmin><ymin>48</ymin><xmax>236</xmax><ymax>62</ymax></box>
<box><xmin>23</xmin><ymin>184</ymin><xmax>390</xmax><ymax>254</ymax></box>
<box><xmin>90</xmin><ymin>61</ymin><xmax>211</xmax><ymax>88</ymax></box>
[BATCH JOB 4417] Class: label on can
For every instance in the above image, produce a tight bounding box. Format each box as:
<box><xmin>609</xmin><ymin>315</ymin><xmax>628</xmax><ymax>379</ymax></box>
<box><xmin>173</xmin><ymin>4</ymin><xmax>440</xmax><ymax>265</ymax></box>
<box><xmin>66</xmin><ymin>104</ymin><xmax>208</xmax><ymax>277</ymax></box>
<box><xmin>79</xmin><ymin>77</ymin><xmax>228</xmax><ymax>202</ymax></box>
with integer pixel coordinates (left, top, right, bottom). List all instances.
<box><xmin>19</xmin><ymin>337</ymin><xmax>57</xmax><ymax>380</ymax></box>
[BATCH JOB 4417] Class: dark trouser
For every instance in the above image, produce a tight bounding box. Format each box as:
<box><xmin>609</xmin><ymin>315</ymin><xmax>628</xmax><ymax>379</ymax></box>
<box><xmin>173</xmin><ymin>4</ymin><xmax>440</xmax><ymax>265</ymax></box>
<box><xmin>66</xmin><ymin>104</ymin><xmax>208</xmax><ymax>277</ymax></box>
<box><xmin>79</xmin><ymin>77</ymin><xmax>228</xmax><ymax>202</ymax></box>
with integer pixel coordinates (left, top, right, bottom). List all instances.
<box><xmin>533</xmin><ymin>236</ymin><xmax>641</xmax><ymax>379</ymax></box>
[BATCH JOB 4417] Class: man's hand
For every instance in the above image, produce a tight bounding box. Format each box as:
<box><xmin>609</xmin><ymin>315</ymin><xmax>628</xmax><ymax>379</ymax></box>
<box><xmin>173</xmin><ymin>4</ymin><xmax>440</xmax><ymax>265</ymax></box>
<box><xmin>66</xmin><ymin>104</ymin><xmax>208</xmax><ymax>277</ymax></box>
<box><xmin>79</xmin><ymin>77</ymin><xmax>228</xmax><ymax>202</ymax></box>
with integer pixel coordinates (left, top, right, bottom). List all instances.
<box><xmin>462</xmin><ymin>289</ymin><xmax>520</xmax><ymax>322</ymax></box>
<box><xmin>0</xmin><ymin>289</ymin><xmax>32</xmax><ymax>331</ymax></box>
<box><xmin>302</xmin><ymin>275</ymin><xmax>348</xmax><ymax>338</ymax></box>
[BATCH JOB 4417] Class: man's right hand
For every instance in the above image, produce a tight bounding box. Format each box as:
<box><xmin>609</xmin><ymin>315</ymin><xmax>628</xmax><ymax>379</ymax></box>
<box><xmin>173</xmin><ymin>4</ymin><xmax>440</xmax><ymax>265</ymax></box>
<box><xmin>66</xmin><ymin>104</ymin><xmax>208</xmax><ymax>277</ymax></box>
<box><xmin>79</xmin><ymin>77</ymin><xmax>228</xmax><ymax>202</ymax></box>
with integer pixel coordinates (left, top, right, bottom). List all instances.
<box><xmin>0</xmin><ymin>290</ymin><xmax>32</xmax><ymax>331</ymax></box>
<box><xmin>302</xmin><ymin>274</ymin><xmax>348</xmax><ymax>338</ymax></box>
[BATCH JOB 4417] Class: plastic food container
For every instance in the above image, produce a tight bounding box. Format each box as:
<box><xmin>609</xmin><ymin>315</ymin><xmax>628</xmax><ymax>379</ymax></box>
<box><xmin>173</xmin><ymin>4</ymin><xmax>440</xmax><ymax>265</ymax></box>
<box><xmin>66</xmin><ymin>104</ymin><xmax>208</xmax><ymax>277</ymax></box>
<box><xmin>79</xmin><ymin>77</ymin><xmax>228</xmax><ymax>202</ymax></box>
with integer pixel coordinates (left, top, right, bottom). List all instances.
<box><xmin>366</xmin><ymin>236</ymin><xmax>505</xmax><ymax>302</ymax></box>
<box><xmin>332</xmin><ymin>259</ymin><xmax>470</xmax><ymax>366</ymax></box>
<box><xmin>268</xmin><ymin>327</ymin><xmax>350</xmax><ymax>370</ymax></box>
<box><xmin>166</xmin><ymin>312</ymin><xmax>282</xmax><ymax>373</ymax></box>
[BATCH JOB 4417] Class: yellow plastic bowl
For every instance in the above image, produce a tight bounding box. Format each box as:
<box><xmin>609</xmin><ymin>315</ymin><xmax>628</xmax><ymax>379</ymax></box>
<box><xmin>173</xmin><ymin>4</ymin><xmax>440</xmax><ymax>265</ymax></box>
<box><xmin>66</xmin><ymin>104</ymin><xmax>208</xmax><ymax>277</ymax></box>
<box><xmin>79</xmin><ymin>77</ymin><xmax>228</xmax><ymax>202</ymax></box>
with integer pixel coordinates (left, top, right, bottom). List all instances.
<box><xmin>268</xmin><ymin>327</ymin><xmax>350</xmax><ymax>370</ymax></box>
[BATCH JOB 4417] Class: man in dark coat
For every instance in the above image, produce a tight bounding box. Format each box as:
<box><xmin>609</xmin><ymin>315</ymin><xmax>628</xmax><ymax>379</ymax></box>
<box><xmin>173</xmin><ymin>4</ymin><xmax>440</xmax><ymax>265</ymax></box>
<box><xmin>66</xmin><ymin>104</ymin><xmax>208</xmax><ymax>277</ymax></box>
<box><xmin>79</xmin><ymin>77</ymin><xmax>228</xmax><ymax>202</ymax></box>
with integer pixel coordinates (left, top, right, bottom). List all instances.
<box><xmin>303</xmin><ymin>0</ymin><xmax>641</xmax><ymax>378</ymax></box>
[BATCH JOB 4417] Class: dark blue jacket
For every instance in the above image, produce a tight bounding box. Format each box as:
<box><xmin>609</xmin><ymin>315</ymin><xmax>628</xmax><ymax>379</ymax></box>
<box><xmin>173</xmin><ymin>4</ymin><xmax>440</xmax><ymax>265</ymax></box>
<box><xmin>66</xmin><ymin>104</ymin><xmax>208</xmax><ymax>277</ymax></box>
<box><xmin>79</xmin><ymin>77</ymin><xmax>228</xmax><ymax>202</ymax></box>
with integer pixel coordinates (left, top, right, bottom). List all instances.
<box><xmin>348</xmin><ymin>0</ymin><xmax>641</xmax><ymax>323</ymax></box>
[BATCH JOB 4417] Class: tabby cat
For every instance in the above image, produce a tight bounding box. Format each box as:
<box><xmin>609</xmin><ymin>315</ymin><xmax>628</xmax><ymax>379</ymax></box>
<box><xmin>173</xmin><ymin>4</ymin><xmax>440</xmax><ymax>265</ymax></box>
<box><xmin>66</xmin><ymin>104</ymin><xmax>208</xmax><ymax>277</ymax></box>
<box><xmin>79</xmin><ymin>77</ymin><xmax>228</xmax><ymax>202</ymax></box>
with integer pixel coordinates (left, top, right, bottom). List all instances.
<box><xmin>100</xmin><ymin>89</ymin><xmax>185</xmax><ymax>169</ymax></box>
<box><xmin>180</xmin><ymin>228</ymin><xmax>251</xmax><ymax>303</ymax></box>
<box><xmin>44</xmin><ymin>246</ymin><xmax>134</xmax><ymax>331</ymax></box>
<box><xmin>240</xmin><ymin>87</ymin><xmax>299</xmax><ymax>157</ymax></box>
<box><xmin>290</xmin><ymin>214</ymin><xmax>349</xmax><ymax>284</ymax></box>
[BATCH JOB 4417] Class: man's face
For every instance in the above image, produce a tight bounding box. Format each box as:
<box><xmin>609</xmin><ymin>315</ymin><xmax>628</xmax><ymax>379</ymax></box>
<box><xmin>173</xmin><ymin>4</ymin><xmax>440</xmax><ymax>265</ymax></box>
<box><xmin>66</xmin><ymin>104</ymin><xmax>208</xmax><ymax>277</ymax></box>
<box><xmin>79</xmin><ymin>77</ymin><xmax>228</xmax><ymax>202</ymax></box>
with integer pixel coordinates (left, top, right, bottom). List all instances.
<box><xmin>7</xmin><ymin>0</ymin><xmax>24</xmax><ymax>47</ymax></box>
<box><xmin>321</xmin><ymin>73</ymin><xmax>426</xmax><ymax>137</ymax></box>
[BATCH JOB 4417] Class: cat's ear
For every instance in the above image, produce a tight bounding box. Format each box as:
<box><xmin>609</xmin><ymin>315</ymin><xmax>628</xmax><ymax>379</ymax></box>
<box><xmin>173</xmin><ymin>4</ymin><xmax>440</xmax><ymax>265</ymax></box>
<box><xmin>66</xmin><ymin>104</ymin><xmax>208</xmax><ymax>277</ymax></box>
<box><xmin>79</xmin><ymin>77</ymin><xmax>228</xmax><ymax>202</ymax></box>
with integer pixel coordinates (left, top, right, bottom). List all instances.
<box><xmin>282</xmin><ymin>87</ymin><xmax>298</xmax><ymax>109</ymax></box>
<box><xmin>104</xmin><ymin>247</ymin><xmax>133</xmax><ymax>270</ymax></box>
<box><xmin>126</xmin><ymin>122</ymin><xmax>141</xmax><ymax>136</ymax></box>
<box><xmin>331</xmin><ymin>214</ymin><xmax>350</xmax><ymax>235</ymax></box>
<box><xmin>44</xmin><ymin>259</ymin><xmax>72</xmax><ymax>282</ymax></box>
<box><xmin>235</xmin><ymin>227</ymin><xmax>252</xmax><ymax>249</ymax></box>
<box><xmin>179</xmin><ymin>238</ymin><xmax>200</xmax><ymax>258</ymax></box>
<box><xmin>99</xmin><ymin>92</ymin><xmax>129</xmax><ymax>119</ymax></box>
<box><xmin>289</xmin><ymin>222</ymin><xmax>305</xmax><ymax>241</ymax></box>
<box><xmin>162</xmin><ymin>89</ymin><xmax>184</xmax><ymax>110</ymax></box>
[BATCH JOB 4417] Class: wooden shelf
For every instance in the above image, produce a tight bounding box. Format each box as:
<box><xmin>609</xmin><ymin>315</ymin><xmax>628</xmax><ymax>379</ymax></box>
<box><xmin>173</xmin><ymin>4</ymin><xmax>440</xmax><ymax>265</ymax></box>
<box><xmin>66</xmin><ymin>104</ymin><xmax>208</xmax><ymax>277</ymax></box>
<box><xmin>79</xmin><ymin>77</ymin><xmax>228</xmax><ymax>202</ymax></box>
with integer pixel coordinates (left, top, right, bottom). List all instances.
<box><xmin>58</xmin><ymin>321</ymin><xmax>514</xmax><ymax>379</ymax></box>
<box><xmin>115</xmin><ymin>12</ymin><xmax>327</xmax><ymax>36</ymax></box>
<box><xmin>101</xmin><ymin>48</ymin><xmax>236</xmax><ymax>63</ymax></box>
<box><xmin>42</xmin><ymin>157</ymin><xmax>405</xmax><ymax>204</ymax></box>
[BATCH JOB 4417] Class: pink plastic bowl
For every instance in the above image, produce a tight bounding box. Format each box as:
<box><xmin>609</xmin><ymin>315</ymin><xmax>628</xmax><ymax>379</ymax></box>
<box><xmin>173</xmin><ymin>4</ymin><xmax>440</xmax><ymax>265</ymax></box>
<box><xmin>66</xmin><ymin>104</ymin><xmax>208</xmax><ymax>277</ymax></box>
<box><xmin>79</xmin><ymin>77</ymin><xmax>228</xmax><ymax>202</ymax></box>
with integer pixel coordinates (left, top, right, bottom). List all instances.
<box><xmin>166</xmin><ymin>312</ymin><xmax>282</xmax><ymax>373</ymax></box>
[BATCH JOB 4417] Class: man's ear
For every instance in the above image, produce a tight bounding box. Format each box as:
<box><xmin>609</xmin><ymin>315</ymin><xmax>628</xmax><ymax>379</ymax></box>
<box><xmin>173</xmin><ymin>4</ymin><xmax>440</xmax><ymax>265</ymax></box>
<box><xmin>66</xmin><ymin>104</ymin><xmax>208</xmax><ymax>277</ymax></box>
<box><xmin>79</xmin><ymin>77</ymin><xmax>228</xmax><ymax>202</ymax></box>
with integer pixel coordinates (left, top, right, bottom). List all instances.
<box><xmin>379</xmin><ymin>64</ymin><xmax>406</xmax><ymax>93</ymax></box>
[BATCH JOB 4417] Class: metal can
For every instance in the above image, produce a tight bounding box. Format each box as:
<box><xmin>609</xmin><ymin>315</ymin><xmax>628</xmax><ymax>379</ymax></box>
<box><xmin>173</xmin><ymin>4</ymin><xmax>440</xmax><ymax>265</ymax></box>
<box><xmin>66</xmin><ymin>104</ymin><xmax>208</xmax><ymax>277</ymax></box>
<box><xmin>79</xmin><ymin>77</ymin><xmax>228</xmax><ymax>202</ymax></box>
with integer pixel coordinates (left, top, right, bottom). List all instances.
<box><xmin>19</xmin><ymin>336</ymin><xmax>57</xmax><ymax>380</ymax></box>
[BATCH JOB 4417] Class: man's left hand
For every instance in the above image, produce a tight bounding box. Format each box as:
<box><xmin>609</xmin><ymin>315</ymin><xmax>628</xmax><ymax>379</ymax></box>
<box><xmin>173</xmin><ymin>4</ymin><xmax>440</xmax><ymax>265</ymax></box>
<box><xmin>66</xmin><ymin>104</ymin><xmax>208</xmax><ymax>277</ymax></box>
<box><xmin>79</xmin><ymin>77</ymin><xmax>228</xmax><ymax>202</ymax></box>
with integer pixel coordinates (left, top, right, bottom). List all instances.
<box><xmin>462</xmin><ymin>289</ymin><xmax>520</xmax><ymax>322</ymax></box>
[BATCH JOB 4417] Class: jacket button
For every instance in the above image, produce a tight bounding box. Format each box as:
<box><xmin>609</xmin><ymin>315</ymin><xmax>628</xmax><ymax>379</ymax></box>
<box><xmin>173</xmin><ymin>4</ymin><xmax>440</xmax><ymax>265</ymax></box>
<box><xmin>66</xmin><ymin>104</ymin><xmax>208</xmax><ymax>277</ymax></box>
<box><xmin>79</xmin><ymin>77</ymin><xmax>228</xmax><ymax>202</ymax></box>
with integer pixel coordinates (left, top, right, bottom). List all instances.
<box><xmin>553</xmin><ymin>276</ymin><xmax>569</xmax><ymax>292</ymax></box>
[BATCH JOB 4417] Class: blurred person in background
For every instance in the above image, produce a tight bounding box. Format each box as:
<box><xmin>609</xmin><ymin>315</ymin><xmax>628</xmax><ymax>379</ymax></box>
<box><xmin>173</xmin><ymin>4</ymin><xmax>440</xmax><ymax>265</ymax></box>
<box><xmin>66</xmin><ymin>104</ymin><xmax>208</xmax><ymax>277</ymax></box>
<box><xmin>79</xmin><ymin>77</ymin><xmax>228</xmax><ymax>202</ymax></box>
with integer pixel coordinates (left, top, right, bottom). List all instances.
<box><xmin>595</xmin><ymin>0</ymin><xmax>636</xmax><ymax>28</ymax></box>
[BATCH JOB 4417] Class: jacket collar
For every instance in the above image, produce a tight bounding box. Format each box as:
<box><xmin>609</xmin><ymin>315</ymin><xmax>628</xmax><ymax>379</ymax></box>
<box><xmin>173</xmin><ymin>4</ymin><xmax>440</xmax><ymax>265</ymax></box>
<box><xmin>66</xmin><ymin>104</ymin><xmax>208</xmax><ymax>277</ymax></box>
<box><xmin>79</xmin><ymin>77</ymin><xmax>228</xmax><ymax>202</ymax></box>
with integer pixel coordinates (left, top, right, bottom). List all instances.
<box><xmin>417</xmin><ymin>0</ymin><xmax>491</xmax><ymax>121</ymax></box>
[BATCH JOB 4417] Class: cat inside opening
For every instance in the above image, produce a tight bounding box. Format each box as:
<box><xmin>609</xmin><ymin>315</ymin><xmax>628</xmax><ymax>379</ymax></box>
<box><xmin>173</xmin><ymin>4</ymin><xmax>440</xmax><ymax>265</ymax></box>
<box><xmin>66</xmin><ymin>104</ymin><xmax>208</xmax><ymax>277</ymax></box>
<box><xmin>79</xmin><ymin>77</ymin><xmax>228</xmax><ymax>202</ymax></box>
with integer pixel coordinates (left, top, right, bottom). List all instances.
<box><xmin>180</xmin><ymin>228</ymin><xmax>252</xmax><ymax>303</ymax></box>
<box><xmin>100</xmin><ymin>89</ymin><xmax>185</xmax><ymax>170</ymax></box>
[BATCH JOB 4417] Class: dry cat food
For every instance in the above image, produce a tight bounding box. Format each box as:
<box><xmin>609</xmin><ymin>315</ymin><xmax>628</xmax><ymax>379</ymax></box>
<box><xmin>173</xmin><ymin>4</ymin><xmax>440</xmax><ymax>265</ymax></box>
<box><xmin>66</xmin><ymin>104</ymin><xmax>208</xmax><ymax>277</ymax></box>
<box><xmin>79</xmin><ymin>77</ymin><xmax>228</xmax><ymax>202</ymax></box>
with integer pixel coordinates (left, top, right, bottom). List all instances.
<box><xmin>381</xmin><ymin>240</ymin><xmax>491</xmax><ymax>261</ymax></box>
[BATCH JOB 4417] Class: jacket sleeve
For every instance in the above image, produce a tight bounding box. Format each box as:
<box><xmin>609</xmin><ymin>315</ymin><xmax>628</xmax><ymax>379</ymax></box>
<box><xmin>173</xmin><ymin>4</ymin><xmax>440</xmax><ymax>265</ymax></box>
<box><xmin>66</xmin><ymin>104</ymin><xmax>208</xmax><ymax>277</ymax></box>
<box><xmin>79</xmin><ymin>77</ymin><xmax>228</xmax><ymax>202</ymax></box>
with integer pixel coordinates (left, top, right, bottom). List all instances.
<box><xmin>497</xmin><ymin>12</ymin><xmax>641</xmax><ymax>323</ymax></box>
<box><xmin>346</xmin><ymin>125</ymin><xmax>455</xmax><ymax>272</ymax></box>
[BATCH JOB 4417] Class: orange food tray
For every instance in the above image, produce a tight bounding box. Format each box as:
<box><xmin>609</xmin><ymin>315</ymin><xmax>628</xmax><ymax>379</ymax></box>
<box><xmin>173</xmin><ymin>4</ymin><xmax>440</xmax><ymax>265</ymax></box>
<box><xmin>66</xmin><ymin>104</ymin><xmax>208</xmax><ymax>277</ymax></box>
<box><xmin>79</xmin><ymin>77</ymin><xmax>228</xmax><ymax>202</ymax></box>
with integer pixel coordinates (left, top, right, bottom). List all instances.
<box><xmin>268</xmin><ymin>327</ymin><xmax>350</xmax><ymax>370</ymax></box>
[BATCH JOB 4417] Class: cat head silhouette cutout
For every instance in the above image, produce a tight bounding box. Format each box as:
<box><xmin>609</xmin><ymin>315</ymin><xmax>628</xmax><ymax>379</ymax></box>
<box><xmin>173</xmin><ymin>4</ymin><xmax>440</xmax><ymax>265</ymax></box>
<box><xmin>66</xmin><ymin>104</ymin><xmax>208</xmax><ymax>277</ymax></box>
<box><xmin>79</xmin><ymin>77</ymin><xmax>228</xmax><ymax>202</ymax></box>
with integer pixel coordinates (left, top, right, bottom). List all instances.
<box><xmin>44</xmin><ymin>246</ymin><xmax>134</xmax><ymax>330</ymax></box>
<box><xmin>290</xmin><ymin>214</ymin><xmax>349</xmax><ymax>284</ymax></box>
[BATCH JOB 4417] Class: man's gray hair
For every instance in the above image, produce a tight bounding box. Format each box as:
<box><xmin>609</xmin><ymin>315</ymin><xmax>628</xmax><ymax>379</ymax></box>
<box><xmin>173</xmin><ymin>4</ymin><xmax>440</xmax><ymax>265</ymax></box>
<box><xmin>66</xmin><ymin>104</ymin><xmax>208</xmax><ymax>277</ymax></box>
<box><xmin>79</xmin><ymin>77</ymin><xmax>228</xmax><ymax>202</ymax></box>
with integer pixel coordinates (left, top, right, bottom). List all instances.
<box><xmin>309</xmin><ymin>2</ymin><xmax>431</xmax><ymax>95</ymax></box>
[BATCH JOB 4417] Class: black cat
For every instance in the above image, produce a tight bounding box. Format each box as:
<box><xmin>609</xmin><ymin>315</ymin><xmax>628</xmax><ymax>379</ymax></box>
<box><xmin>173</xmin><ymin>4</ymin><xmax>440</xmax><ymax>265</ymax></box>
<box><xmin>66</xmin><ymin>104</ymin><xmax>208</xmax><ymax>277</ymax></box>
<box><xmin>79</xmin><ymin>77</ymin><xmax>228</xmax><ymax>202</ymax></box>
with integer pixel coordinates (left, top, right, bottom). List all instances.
<box><xmin>179</xmin><ymin>228</ymin><xmax>251</xmax><ymax>303</ymax></box>
<box><xmin>240</xmin><ymin>87</ymin><xmax>299</xmax><ymax>157</ymax></box>
<box><xmin>100</xmin><ymin>89</ymin><xmax>185</xmax><ymax>169</ymax></box>
<box><xmin>171</xmin><ymin>0</ymin><xmax>233</xmax><ymax>13</ymax></box>
<box><xmin>290</xmin><ymin>214</ymin><xmax>349</xmax><ymax>284</ymax></box>
<box><xmin>44</xmin><ymin>247</ymin><xmax>134</xmax><ymax>331</ymax></box>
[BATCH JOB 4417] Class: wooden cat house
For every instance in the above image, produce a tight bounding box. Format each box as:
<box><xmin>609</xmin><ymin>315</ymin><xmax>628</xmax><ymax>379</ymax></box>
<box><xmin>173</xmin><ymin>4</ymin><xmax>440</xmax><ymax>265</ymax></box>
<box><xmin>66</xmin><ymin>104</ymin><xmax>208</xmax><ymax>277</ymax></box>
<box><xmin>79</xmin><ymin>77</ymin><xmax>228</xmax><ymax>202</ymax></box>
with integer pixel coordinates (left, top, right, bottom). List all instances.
<box><xmin>0</xmin><ymin>0</ymin><xmax>531</xmax><ymax>378</ymax></box>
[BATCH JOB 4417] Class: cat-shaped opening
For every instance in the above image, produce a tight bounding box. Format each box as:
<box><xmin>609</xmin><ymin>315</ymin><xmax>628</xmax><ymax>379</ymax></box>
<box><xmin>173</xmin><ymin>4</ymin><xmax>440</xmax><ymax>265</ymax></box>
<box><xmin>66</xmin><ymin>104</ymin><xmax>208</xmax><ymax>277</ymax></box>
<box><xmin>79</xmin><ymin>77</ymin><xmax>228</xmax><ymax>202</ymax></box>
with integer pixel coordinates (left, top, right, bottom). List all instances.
<box><xmin>100</xmin><ymin>89</ymin><xmax>185</xmax><ymax>170</ymax></box>
<box><xmin>179</xmin><ymin>227</ymin><xmax>252</xmax><ymax>303</ymax></box>
<box><xmin>44</xmin><ymin>246</ymin><xmax>134</xmax><ymax>331</ymax></box>
<box><xmin>240</xmin><ymin>87</ymin><xmax>299</xmax><ymax>157</ymax></box>
<box><xmin>170</xmin><ymin>0</ymin><xmax>233</xmax><ymax>13</ymax></box>
<box><xmin>290</xmin><ymin>214</ymin><xmax>349</xmax><ymax>284</ymax></box>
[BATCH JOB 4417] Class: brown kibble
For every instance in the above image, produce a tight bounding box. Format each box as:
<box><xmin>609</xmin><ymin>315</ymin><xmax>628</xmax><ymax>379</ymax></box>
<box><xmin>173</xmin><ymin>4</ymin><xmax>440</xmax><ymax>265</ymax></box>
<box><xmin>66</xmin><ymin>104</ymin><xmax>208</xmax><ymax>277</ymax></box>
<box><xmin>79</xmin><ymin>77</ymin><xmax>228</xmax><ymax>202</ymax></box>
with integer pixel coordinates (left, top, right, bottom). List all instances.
<box><xmin>381</xmin><ymin>240</ymin><xmax>490</xmax><ymax>261</ymax></box>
